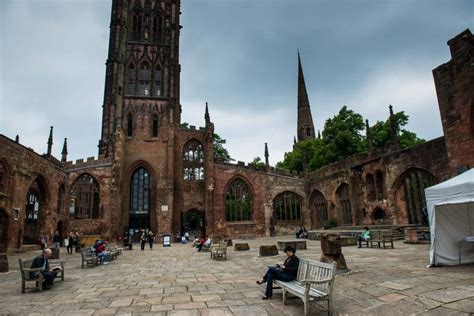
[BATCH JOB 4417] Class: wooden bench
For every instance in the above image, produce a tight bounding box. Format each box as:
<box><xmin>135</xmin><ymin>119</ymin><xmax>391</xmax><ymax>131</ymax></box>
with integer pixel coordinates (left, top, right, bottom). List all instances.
<box><xmin>19</xmin><ymin>258</ymin><xmax>65</xmax><ymax>293</ymax></box>
<box><xmin>81</xmin><ymin>248</ymin><xmax>100</xmax><ymax>268</ymax></box>
<box><xmin>210</xmin><ymin>241</ymin><xmax>228</xmax><ymax>260</ymax></box>
<box><xmin>274</xmin><ymin>258</ymin><xmax>336</xmax><ymax>316</ymax></box>
<box><xmin>370</xmin><ymin>230</ymin><xmax>394</xmax><ymax>249</ymax></box>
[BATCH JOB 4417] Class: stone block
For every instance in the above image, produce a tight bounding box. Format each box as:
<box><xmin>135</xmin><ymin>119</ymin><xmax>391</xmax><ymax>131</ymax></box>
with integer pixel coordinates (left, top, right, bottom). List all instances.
<box><xmin>259</xmin><ymin>245</ymin><xmax>278</xmax><ymax>257</ymax></box>
<box><xmin>234</xmin><ymin>243</ymin><xmax>250</xmax><ymax>251</ymax></box>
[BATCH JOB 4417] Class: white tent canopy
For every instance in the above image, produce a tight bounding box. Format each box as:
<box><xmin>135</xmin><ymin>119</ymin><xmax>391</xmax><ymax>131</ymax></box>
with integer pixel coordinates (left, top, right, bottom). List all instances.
<box><xmin>425</xmin><ymin>168</ymin><xmax>474</xmax><ymax>266</ymax></box>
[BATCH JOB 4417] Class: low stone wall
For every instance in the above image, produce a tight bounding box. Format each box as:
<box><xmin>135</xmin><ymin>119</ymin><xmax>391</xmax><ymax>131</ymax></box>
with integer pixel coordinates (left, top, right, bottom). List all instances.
<box><xmin>405</xmin><ymin>227</ymin><xmax>430</xmax><ymax>244</ymax></box>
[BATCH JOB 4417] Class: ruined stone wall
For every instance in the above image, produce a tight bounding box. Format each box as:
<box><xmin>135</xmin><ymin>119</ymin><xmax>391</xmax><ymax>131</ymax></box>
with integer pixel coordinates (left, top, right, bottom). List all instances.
<box><xmin>0</xmin><ymin>135</ymin><xmax>68</xmax><ymax>253</ymax></box>
<box><xmin>433</xmin><ymin>29</ymin><xmax>474</xmax><ymax>173</ymax></box>
<box><xmin>212</xmin><ymin>163</ymin><xmax>306</xmax><ymax>238</ymax></box>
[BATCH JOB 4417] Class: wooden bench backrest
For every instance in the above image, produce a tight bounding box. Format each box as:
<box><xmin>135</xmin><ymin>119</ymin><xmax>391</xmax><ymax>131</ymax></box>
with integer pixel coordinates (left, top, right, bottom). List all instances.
<box><xmin>19</xmin><ymin>258</ymin><xmax>35</xmax><ymax>279</ymax></box>
<box><xmin>296</xmin><ymin>258</ymin><xmax>336</xmax><ymax>294</ymax></box>
<box><xmin>81</xmin><ymin>248</ymin><xmax>94</xmax><ymax>258</ymax></box>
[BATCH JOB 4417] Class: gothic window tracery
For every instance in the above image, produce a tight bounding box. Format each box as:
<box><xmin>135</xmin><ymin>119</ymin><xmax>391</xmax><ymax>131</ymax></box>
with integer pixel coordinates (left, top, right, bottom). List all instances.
<box><xmin>130</xmin><ymin>167</ymin><xmax>150</xmax><ymax>215</ymax></box>
<box><xmin>26</xmin><ymin>190</ymin><xmax>40</xmax><ymax>222</ymax></box>
<box><xmin>273</xmin><ymin>191</ymin><xmax>302</xmax><ymax>222</ymax></box>
<box><xmin>132</xmin><ymin>11</ymin><xmax>143</xmax><ymax>41</ymax></box>
<box><xmin>69</xmin><ymin>174</ymin><xmax>100</xmax><ymax>219</ymax></box>
<box><xmin>139</xmin><ymin>62</ymin><xmax>151</xmax><ymax>96</ymax></box>
<box><xmin>310</xmin><ymin>190</ymin><xmax>328</xmax><ymax>227</ymax></box>
<box><xmin>225</xmin><ymin>178</ymin><xmax>252</xmax><ymax>221</ymax></box>
<box><xmin>152</xmin><ymin>13</ymin><xmax>162</xmax><ymax>42</ymax></box>
<box><xmin>183</xmin><ymin>140</ymin><xmax>204</xmax><ymax>181</ymax></box>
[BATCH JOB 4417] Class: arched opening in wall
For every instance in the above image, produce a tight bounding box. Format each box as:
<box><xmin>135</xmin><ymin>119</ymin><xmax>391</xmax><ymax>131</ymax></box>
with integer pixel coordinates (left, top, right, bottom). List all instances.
<box><xmin>394</xmin><ymin>167</ymin><xmax>438</xmax><ymax>225</ymax></box>
<box><xmin>69</xmin><ymin>174</ymin><xmax>100</xmax><ymax>219</ymax></box>
<box><xmin>375</xmin><ymin>171</ymin><xmax>384</xmax><ymax>200</ymax></box>
<box><xmin>309</xmin><ymin>190</ymin><xmax>328</xmax><ymax>228</ymax></box>
<box><xmin>336</xmin><ymin>183</ymin><xmax>352</xmax><ymax>225</ymax></box>
<box><xmin>129</xmin><ymin>167</ymin><xmax>151</xmax><ymax>239</ymax></box>
<box><xmin>0</xmin><ymin>208</ymin><xmax>9</xmax><ymax>252</ymax></box>
<box><xmin>182</xmin><ymin>209</ymin><xmax>205</xmax><ymax>240</ymax></box>
<box><xmin>183</xmin><ymin>140</ymin><xmax>205</xmax><ymax>181</ymax></box>
<box><xmin>365</xmin><ymin>174</ymin><xmax>376</xmax><ymax>201</ymax></box>
<box><xmin>273</xmin><ymin>191</ymin><xmax>302</xmax><ymax>224</ymax></box>
<box><xmin>56</xmin><ymin>221</ymin><xmax>63</xmax><ymax>247</ymax></box>
<box><xmin>225</xmin><ymin>178</ymin><xmax>252</xmax><ymax>222</ymax></box>
<box><xmin>372</xmin><ymin>207</ymin><xmax>387</xmax><ymax>224</ymax></box>
<box><xmin>23</xmin><ymin>177</ymin><xmax>47</xmax><ymax>244</ymax></box>
<box><xmin>57</xmin><ymin>184</ymin><xmax>65</xmax><ymax>214</ymax></box>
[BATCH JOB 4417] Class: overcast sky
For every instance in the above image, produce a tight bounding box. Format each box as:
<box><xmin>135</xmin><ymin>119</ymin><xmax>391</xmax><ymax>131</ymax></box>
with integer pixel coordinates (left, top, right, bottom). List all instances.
<box><xmin>1</xmin><ymin>0</ymin><xmax>473</xmax><ymax>165</ymax></box>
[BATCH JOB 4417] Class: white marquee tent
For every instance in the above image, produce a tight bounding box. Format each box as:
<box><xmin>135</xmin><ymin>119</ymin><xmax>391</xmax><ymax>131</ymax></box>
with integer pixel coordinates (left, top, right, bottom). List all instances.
<box><xmin>425</xmin><ymin>168</ymin><xmax>474</xmax><ymax>266</ymax></box>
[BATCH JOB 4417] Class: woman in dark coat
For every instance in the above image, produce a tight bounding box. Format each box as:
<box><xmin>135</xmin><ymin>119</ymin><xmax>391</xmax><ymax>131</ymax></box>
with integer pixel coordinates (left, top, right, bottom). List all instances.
<box><xmin>256</xmin><ymin>245</ymin><xmax>300</xmax><ymax>299</ymax></box>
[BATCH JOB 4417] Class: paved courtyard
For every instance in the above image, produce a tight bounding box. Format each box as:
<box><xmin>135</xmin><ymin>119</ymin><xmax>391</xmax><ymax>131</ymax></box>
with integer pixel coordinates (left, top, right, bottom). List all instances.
<box><xmin>0</xmin><ymin>237</ymin><xmax>473</xmax><ymax>315</ymax></box>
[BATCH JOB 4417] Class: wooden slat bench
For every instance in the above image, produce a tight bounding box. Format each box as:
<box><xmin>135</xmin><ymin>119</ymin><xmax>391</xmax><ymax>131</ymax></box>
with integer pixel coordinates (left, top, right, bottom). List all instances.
<box><xmin>81</xmin><ymin>248</ymin><xmax>100</xmax><ymax>268</ymax></box>
<box><xmin>19</xmin><ymin>258</ymin><xmax>65</xmax><ymax>293</ymax></box>
<box><xmin>210</xmin><ymin>241</ymin><xmax>228</xmax><ymax>260</ymax></box>
<box><xmin>274</xmin><ymin>258</ymin><xmax>336</xmax><ymax>316</ymax></box>
<box><xmin>370</xmin><ymin>230</ymin><xmax>394</xmax><ymax>249</ymax></box>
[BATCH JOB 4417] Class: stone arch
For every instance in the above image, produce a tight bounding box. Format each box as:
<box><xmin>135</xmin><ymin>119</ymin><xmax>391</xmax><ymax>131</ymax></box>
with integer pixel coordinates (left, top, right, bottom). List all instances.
<box><xmin>336</xmin><ymin>183</ymin><xmax>352</xmax><ymax>225</ymax></box>
<box><xmin>223</xmin><ymin>176</ymin><xmax>254</xmax><ymax>222</ymax></box>
<box><xmin>182</xmin><ymin>208</ymin><xmax>205</xmax><ymax>239</ymax></box>
<box><xmin>309</xmin><ymin>189</ymin><xmax>328</xmax><ymax>229</ymax></box>
<box><xmin>375</xmin><ymin>170</ymin><xmax>385</xmax><ymax>200</ymax></box>
<box><xmin>272</xmin><ymin>191</ymin><xmax>303</xmax><ymax>223</ymax></box>
<box><xmin>392</xmin><ymin>167</ymin><xmax>438</xmax><ymax>225</ymax></box>
<box><xmin>0</xmin><ymin>208</ymin><xmax>9</xmax><ymax>252</ymax></box>
<box><xmin>183</xmin><ymin>139</ymin><xmax>205</xmax><ymax>181</ymax></box>
<box><xmin>69</xmin><ymin>173</ymin><xmax>100</xmax><ymax>219</ymax></box>
<box><xmin>365</xmin><ymin>173</ymin><xmax>376</xmax><ymax>201</ymax></box>
<box><xmin>23</xmin><ymin>175</ymin><xmax>50</xmax><ymax>244</ymax></box>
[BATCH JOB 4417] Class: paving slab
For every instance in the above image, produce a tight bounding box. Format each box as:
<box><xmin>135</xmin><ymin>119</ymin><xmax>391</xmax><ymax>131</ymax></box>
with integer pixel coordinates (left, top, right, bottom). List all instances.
<box><xmin>1</xmin><ymin>237</ymin><xmax>473</xmax><ymax>315</ymax></box>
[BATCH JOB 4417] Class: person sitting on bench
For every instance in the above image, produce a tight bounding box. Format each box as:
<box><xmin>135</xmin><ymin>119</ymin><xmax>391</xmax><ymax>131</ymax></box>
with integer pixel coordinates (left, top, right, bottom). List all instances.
<box><xmin>30</xmin><ymin>248</ymin><xmax>60</xmax><ymax>290</ymax></box>
<box><xmin>358</xmin><ymin>226</ymin><xmax>371</xmax><ymax>248</ymax></box>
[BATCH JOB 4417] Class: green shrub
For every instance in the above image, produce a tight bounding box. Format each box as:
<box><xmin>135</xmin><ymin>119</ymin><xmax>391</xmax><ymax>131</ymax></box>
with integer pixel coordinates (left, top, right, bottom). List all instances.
<box><xmin>323</xmin><ymin>218</ymin><xmax>337</xmax><ymax>230</ymax></box>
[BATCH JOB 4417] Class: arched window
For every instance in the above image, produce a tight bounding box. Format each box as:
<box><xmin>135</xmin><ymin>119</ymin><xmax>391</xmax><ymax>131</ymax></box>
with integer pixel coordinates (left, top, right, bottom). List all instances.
<box><xmin>132</xmin><ymin>11</ymin><xmax>142</xmax><ymax>41</ymax></box>
<box><xmin>373</xmin><ymin>207</ymin><xmax>387</xmax><ymax>221</ymax></box>
<box><xmin>336</xmin><ymin>183</ymin><xmax>352</xmax><ymax>225</ymax></box>
<box><xmin>139</xmin><ymin>62</ymin><xmax>151</xmax><ymax>96</ymax></box>
<box><xmin>225</xmin><ymin>178</ymin><xmax>252</xmax><ymax>221</ymax></box>
<box><xmin>130</xmin><ymin>167</ymin><xmax>150</xmax><ymax>215</ymax></box>
<box><xmin>127</xmin><ymin>64</ymin><xmax>136</xmax><ymax>95</ymax></box>
<box><xmin>56</xmin><ymin>185</ymin><xmax>65</xmax><ymax>214</ymax></box>
<box><xmin>0</xmin><ymin>162</ymin><xmax>5</xmax><ymax>193</ymax></box>
<box><xmin>127</xmin><ymin>113</ymin><xmax>133</xmax><ymax>137</ymax></box>
<box><xmin>310</xmin><ymin>190</ymin><xmax>328</xmax><ymax>228</ymax></box>
<box><xmin>375</xmin><ymin>171</ymin><xmax>384</xmax><ymax>200</ymax></box>
<box><xmin>152</xmin><ymin>13</ymin><xmax>162</xmax><ymax>42</ymax></box>
<box><xmin>152</xmin><ymin>114</ymin><xmax>159</xmax><ymax>137</ymax></box>
<box><xmin>69</xmin><ymin>174</ymin><xmax>100</xmax><ymax>219</ymax></box>
<box><xmin>183</xmin><ymin>140</ymin><xmax>204</xmax><ymax>181</ymax></box>
<box><xmin>154</xmin><ymin>66</ymin><xmax>161</xmax><ymax>96</ymax></box>
<box><xmin>26</xmin><ymin>190</ymin><xmax>40</xmax><ymax>222</ymax></box>
<box><xmin>394</xmin><ymin>168</ymin><xmax>437</xmax><ymax>225</ymax></box>
<box><xmin>273</xmin><ymin>191</ymin><xmax>302</xmax><ymax>221</ymax></box>
<box><xmin>366</xmin><ymin>173</ymin><xmax>376</xmax><ymax>201</ymax></box>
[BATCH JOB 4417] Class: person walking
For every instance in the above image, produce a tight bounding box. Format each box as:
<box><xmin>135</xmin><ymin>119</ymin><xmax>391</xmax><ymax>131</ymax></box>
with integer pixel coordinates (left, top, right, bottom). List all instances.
<box><xmin>53</xmin><ymin>231</ymin><xmax>61</xmax><ymax>249</ymax></box>
<box><xmin>67</xmin><ymin>232</ymin><xmax>75</xmax><ymax>254</ymax></box>
<box><xmin>140</xmin><ymin>231</ymin><xmax>146</xmax><ymax>251</ymax></box>
<box><xmin>148</xmin><ymin>231</ymin><xmax>155</xmax><ymax>250</ymax></box>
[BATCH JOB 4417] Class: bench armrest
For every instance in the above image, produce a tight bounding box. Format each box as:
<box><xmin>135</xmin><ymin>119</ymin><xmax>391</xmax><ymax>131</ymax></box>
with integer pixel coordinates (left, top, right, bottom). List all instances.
<box><xmin>22</xmin><ymin>267</ymin><xmax>45</xmax><ymax>273</ymax></box>
<box><xmin>301</xmin><ymin>278</ymin><xmax>332</xmax><ymax>285</ymax></box>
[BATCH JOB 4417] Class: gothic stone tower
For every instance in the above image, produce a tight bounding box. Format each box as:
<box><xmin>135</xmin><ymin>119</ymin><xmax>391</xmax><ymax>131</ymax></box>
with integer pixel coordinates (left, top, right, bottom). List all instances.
<box><xmin>297</xmin><ymin>52</ymin><xmax>316</xmax><ymax>142</ymax></box>
<box><xmin>98</xmin><ymin>0</ymin><xmax>183</xmax><ymax>236</ymax></box>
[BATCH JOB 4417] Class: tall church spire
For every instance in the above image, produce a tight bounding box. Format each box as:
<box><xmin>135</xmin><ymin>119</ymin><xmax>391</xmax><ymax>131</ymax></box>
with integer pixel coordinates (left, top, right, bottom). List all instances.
<box><xmin>47</xmin><ymin>126</ymin><xmax>53</xmax><ymax>156</ymax></box>
<box><xmin>297</xmin><ymin>51</ymin><xmax>316</xmax><ymax>142</ymax></box>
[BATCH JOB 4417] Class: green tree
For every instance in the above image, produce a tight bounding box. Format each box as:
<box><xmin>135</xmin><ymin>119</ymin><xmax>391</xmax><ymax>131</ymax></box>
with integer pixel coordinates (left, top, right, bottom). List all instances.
<box><xmin>370</xmin><ymin>111</ymin><xmax>425</xmax><ymax>150</ymax></box>
<box><xmin>213</xmin><ymin>133</ymin><xmax>232</xmax><ymax>162</ymax></box>
<box><xmin>248</xmin><ymin>156</ymin><xmax>267</xmax><ymax>171</ymax></box>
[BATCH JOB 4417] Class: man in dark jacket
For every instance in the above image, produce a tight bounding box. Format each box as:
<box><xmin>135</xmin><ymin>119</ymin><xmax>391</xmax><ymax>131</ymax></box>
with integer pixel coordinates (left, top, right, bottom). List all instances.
<box><xmin>256</xmin><ymin>245</ymin><xmax>300</xmax><ymax>299</ymax></box>
<box><xmin>30</xmin><ymin>248</ymin><xmax>58</xmax><ymax>290</ymax></box>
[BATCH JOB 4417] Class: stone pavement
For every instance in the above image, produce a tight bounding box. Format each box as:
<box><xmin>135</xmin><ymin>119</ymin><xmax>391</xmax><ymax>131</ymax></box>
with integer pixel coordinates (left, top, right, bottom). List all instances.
<box><xmin>0</xmin><ymin>237</ymin><xmax>473</xmax><ymax>315</ymax></box>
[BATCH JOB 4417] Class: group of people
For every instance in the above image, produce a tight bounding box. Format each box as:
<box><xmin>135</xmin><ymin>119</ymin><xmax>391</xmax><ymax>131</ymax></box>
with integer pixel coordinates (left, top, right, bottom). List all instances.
<box><xmin>195</xmin><ymin>235</ymin><xmax>212</xmax><ymax>252</ymax></box>
<box><xmin>66</xmin><ymin>231</ymin><xmax>81</xmax><ymax>254</ymax></box>
<box><xmin>93</xmin><ymin>240</ymin><xmax>110</xmax><ymax>264</ymax></box>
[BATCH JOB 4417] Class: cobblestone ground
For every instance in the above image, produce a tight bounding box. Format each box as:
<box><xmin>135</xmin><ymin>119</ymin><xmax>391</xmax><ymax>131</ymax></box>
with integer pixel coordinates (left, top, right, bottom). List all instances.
<box><xmin>1</xmin><ymin>237</ymin><xmax>473</xmax><ymax>315</ymax></box>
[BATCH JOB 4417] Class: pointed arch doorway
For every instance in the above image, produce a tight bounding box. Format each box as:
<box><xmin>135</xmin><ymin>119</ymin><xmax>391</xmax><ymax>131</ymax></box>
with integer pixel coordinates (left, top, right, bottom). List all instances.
<box><xmin>129</xmin><ymin>167</ymin><xmax>152</xmax><ymax>241</ymax></box>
